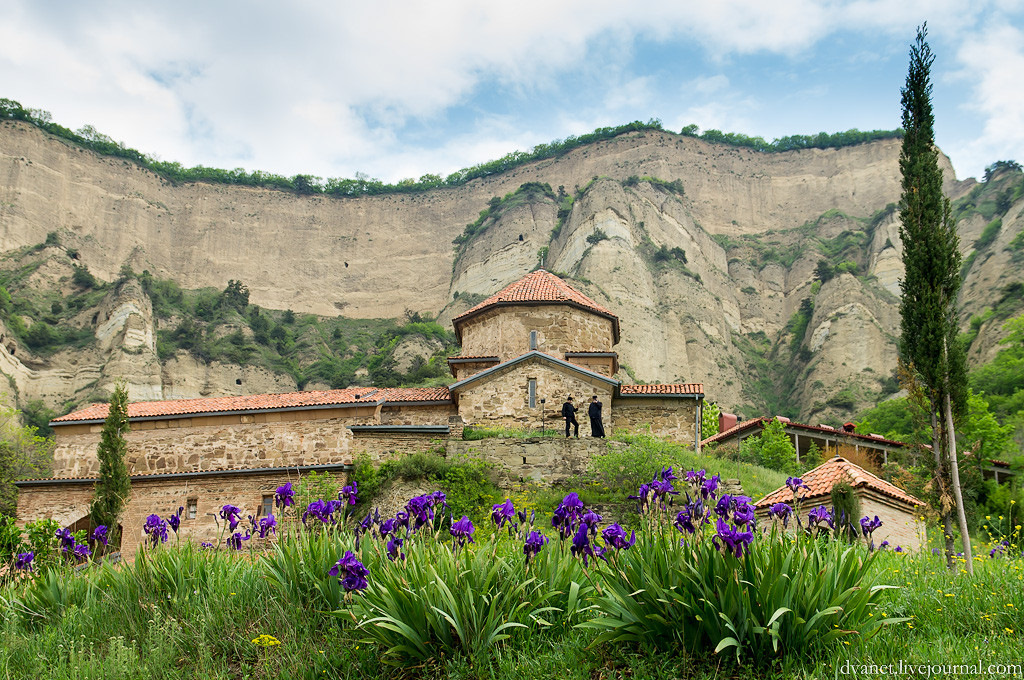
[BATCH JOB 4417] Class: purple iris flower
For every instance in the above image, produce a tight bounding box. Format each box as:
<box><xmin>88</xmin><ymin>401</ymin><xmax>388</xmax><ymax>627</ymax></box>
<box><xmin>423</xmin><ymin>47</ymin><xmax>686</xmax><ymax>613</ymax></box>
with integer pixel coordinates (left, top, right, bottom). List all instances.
<box><xmin>714</xmin><ymin>494</ymin><xmax>733</xmax><ymax>518</ymax></box>
<box><xmin>552</xmin><ymin>492</ymin><xmax>586</xmax><ymax>538</ymax></box>
<box><xmin>674</xmin><ymin>507</ymin><xmax>696</xmax><ymax>534</ymax></box>
<box><xmin>808</xmin><ymin>506</ymin><xmax>834</xmax><ymax>530</ymax></box>
<box><xmin>72</xmin><ymin>543</ymin><xmax>91</xmax><ymax>561</ymax></box>
<box><xmin>517</xmin><ymin>509</ymin><xmax>528</xmax><ymax>525</ymax></box>
<box><xmin>767</xmin><ymin>503</ymin><xmax>793</xmax><ymax>528</ymax></box>
<box><xmin>168</xmin><ymin>506</ymin><xmax>183</xmax><ymax>534</ymax></box>
<box><xmin>450</xmin><ymin>515</ymin><xmax>476</xmax><ymax>547</ymax></box>
<box><xmin>430</xmin><ymin>491</ymin><xmax>448</xmax><ymax>509</ymax></box>
<box><xmin>394</xmin><ymin>510</ymin><xmax>410</xmax><ymax>532</ymax></box>
<box><xmin>701</xmin><ymin>474</ymin><xmax>721</xmax><ymax>500</ymax></box>
<box><xmin>523</xmin><ymin>530</ymin><xmax>548</xmax><ymax>565</ymax></box>
<box><xmin>650</xmin><ymin>478</ymin><xmax>678</xmax><ymax>501</ymax></box>
<box><xmin>386</xmin><ymin>535</ymin><xmax>405</xmax><ymax>561</ymax></box>
<box><xmin>379</xmin><ymin>517</ymin><xmax>398</xmax><ymax>539</ymax></box>
<box><xmin>200</xmin><ymin>542</ymin><xmax>214</xmax><ymax>549</ymax></box>
<box><xmin>990</xmin><ymin>545</ymin><xmax>1005</xmax><ymax>558</ymax></box>
<box><xmin>55</xmin><ymin>527</ymin><xmax>75</xmax><ymax>550</ymax></box>
<box><xmin>570</xmin><ymin>523</ymin><xmax>606</xmax><ymax>567</ymax></box>
<box><xmin>329</xmin><ymin>551</ymin><xmax>370</xmax><ymax>592</ymax></box>
<box><xmin>256</xmin><ymin>514</ymin><xmax>277</xmax><ymax>539</ymax></box>
<box><xmin>880</xmin><ymin>540</ymin><xmax>890</xmax><ymax>550</ymax></box>
<box><xmin>339</xmin><ymin>481</ymin><xmax>359</xmax><ymax>506</ymax></box>
<box><xmin>358</xmin><ymin>512</ymin><xmax>374</xmax><ymax>533</ymax></box>
<box><xmin>786</xmin><ymin>477</ymin><xmax>809</xmax><ymax>495</ymax></box>
<box><xmin>406</xmin><ymin>495</ymin><xmax>437</xmax><ymax>530</ymax></box>
<box><xmin>220</xmin><ymin>504</ymin><xmax>242</xmax><ymax>531</ymax></box>
<box><xmin>601</xmin><ymin>523</ymin><xmax>636</xmax><ymax>551</ymax></box>
<box><xmin>894</xmin><ymin>545</ymin><xmax>904</xmax><ymax>553</ymax></box>
<box><xmin>712</xmin><ymin>518</ymin><xmax>754</xmax><ymax>558</ymax></box>
<box><xmin>732</xmin><ymin>500</ymin><xmax>756</xmax><ymax>528</ymax></box>
<box><xmin>628</xmin><ymin>483</ymin><xmax>652</xmax><ymax>509</ymax></box>
<box><xmin>686</xmin><ymin>469</ymin><xmax>706</xmax><ymax>485</ymax></box>
<box><xmin>581</xmin><ymin>509</ymin><xmax>603</xmax><ymax>535</ymax></box>
<box><xmin>860</xmin><ymin>515</ymin><xmax>883</xmax><ymax>537</ymax></box>
<box><xmin>660</xmin><ymin>467</ymin><xmax>678</xmax><ymax>482</ymax></box>
<box><xmin>143</xmin><ymin>514</ymin><xmax>169</xmax><ymax>546</ymax></box>
<box><xmin>14</xmin><ymin>551</ymin><xmax>34</xmax><ymax>571</ymax></box>
<box><xmin>91</xmin><ymin>525</ymin><xmax>109</xmax><ymax>546</ymax></box>
<box><xmin>226</xmin><ymin>531</ymin><xmax>250</xmax><ymax>550</ymax></box>
<box><xmin>275</xmin><ymin>482</ymin><xmax>295</xmax><ymax>510</ymax></box>
<box><xmin>491</xmin><ymin>499</ymin><xmax>516</xmax><ymax>528</ymax></box>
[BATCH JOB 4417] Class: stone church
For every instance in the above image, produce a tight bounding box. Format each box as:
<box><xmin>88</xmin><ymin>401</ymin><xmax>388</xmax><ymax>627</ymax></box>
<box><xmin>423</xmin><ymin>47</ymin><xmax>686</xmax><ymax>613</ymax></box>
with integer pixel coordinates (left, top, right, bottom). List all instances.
<box><xmin>17</xmin><ymin>270</ymin><xmax>704</xmax><ymax>555</ymax></box>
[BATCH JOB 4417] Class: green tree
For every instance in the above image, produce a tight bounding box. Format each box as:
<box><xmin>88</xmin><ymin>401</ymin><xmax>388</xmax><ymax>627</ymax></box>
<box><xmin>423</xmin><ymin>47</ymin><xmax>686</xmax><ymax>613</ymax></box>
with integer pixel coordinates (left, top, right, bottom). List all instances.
<box><xmin>896</xmin><ymin>25</ymin><xmax>973</xmax><ymax>570</ymax></box>
<box><xmin>0</xmin><ymin>407</ymin><xmax>54</xmax><ymax>517</ymax></box>
<box><xmin>739</xmin><ymin>418</ymin><xmax>796</xmax><ymax>472</ymax></box>
<box><xmin>701</xmin><ymin>401</ymin><xmax>721</xmax><ymax>441</ymax></box>
<box><xmin>90</xmin><ymin>382</ymin><xmax>131</xmax><ymax>542</ymax></box>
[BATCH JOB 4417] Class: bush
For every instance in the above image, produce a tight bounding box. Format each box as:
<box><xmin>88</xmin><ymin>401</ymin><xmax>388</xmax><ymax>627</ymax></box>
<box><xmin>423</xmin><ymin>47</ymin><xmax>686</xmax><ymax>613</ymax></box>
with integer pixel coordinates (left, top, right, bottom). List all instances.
<box><xmin>739</xmin><ymin>419</ymin><xmax>797</xmax><ymax>473</ymax></box>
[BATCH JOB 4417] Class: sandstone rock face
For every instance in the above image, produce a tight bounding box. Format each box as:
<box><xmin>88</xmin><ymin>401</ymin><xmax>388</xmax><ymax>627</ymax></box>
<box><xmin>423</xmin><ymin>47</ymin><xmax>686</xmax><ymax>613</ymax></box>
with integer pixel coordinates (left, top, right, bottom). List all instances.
<box><xmin>1</xmin><ymin>119</ymin><xmax>1021</xmax><ymax>422</ymax></box>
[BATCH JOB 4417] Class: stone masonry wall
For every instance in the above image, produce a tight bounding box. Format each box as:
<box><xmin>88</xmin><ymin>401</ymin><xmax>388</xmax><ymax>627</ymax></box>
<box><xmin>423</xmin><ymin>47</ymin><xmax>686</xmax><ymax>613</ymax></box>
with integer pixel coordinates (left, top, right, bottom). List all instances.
<box><xmin>459</xmin><ymin>305</ymin><xmax>615</xmax><ymax>361</ymax></box>
<box><xmin>859</xmin><ymin>492</ymin><xmax>926</xmax><ymax>552</ymax></box>
<box><xmin>49</xmin><ymin>404</ymin><xmax>454</xmax><ymax>478</ymax></box>
<box><xmin>456</xmin><ymin>361</ymin><xmax>615</xmax><ymax>431</ymax></box>
<box><xmin>446</xmin><ymin>437</ymin><xmax>628</xmax><ymax>487</ymax></box>
<box><xmin>611</xmin><ymin>397</ymin><xmax>699</xmax><ymax>445</ymax></box>
<box><xmin>757</xmin><ymin>490</ymin><xmax>925</xmax><ymax>551</ymax></box>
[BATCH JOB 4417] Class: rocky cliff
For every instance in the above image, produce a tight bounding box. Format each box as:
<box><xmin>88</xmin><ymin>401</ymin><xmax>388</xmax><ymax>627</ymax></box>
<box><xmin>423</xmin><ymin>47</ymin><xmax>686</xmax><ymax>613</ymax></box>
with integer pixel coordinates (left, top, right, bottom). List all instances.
<box><xmin>1</xmin><ymin>119</ymin><xmax>1022</xmax><ymax>424</ymax></box>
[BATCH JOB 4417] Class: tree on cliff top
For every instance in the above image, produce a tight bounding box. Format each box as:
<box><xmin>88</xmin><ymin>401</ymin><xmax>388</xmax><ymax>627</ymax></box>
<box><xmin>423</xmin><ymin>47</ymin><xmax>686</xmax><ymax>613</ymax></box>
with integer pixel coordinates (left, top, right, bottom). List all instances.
<box><xmin>90</xmin><ymin>381</ymin><xmax>131</xmax><ymax>542</ymax></box>
<box><xmin>897</xmin><ymin>24</ymin><xmax>972</xmax><ymax>571</ymax></box>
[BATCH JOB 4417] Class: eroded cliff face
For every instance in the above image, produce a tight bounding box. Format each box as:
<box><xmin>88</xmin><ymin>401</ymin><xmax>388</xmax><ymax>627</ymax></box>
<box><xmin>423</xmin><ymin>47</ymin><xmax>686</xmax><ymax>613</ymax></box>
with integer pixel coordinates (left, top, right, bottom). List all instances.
<box><xmin>1</xmin><ymin>119</ymin><xmax>1021</xmax><ymax>423</ymax></box>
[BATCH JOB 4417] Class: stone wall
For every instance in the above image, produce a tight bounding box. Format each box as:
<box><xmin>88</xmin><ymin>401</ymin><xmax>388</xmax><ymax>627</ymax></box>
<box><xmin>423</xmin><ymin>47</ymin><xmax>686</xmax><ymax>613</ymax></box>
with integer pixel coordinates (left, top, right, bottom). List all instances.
<box><xmin>459</xmin><ymin>305</ymin><xmax>615</xmax><ymax>361</ymax></box>
<box><xmin>16</xmin><ymin>468</ymin><xmax>351</xmax><ymax>560</ymax></box>
<box><xmin>611</xmin><ymin>397</ymin><xmax>699</xmax><ymax>445</ymax></box>
<box><xmin>859</xmin><ymin>492</ymin><xmax>925</xmax><ymax>552</ymax></box>
<box><xmin>757</xmin><ymin>490</ymin><xmax>925</xmax><ymax>551</ymax></box>
<box><xmin>49</xmin><ymin>404</ymin><xmax>456</xmax><ymax>478</ymax></box>
<box><xmin>446</xmin><ymin>437</ymin><xmax>627</xmax><ymax>487</ymax></box>
<box><xmin>455</xmin><ymin>360</ymin><xmax>615</xmax><ymax>430</ymax></box>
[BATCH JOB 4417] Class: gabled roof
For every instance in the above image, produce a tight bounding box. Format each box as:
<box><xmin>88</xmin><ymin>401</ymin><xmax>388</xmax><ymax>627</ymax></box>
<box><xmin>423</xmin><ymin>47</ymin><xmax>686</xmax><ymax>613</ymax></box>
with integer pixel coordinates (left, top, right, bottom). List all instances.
<box><xmin>51</xmin><ymin>386</ymin><xmax>452</xmax><ymax>425</ymax></box>
<box><xmin>755</xmin><ymin>456</ymin><xmax>923</xmax><ymax>509</ymax></box>
<box><xmin>452</xmin><ymin>270</ymin><xmax>620</xmax><ymax>343</ymax></box>
<box><xmin>51</xmin><ymin>388</ymin><xmax>383</xmax><ymax>425</ymax></box>
<box><xmin>701</xmin><ymin>416</ymin><xmax>907</xmax><ymax>448</ymax></box>
<box><xmin>619</xmin><ymin>383</ymin><xmax>703</xmax><ymax>396</ymax></box>
<box><xmin>448</xmin><ymin>350</ymin><xmax>620</xmax><ymax>392</ymax></box>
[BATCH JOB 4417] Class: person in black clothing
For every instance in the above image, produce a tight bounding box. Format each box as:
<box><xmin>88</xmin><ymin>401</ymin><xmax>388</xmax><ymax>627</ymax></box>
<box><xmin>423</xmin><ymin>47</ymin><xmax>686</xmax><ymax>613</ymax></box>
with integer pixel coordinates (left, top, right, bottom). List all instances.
<box><xmin>562</xmin><ymin>396</ymin><xmax>579</xmax><ymax>438</ymax></box>
<box><xmin>588</xmin><ymin>395</ymin><xmax>605</xmax><ymax>438</ymax></box>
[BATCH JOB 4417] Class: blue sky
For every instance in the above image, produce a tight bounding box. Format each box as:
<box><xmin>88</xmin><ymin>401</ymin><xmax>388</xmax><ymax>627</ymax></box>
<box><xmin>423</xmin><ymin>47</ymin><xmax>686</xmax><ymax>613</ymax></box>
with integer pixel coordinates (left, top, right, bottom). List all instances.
<box><xmin>2</xmin><ymin>1</ymin><xmax>1022</xmax><ymax>183</ymax></box>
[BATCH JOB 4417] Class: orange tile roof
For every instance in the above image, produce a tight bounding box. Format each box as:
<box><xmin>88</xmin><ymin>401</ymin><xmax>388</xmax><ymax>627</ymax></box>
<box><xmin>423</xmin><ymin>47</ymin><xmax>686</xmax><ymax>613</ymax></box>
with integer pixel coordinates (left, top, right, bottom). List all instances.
<box><xmin>52</xmin><ymin>387</ymin><xmax>382</xmax><ymax>424</ymax></box>
<box><xmin>619</xmin><ymin>383</ymin><xmax>703</xmax><ymax>395</ymax></box>
<box><xmin>446</xmin><ymin>355</ymin><xmax>500</xmax><ymax>361</ymax></box>
<box><xmin>452</xmin><ymin>270</ymin><xmax>619</xmax><ymax>342</ymax></box>
<box><xmin>379</xmin><ymin>387</ymin><xmax>451</xmax><ymax>403</ymax></box>
<box><xmin>755</xmin><ymin>456</ymin><xmax>923</xmax><ymax>509</ymax></box>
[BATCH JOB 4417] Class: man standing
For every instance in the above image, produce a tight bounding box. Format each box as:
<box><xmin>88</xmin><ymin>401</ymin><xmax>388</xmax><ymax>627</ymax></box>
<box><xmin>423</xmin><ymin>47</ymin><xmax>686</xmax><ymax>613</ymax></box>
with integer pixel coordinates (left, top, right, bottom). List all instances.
<box><xmin>562</xmin><ymin>396</ymin><xmax>579</xmax><ymax>438</ymax></box>
<box><xmin>588</xmin><ymin>395</ymin><xmax>605</xmax><ymax>438</ymax></box>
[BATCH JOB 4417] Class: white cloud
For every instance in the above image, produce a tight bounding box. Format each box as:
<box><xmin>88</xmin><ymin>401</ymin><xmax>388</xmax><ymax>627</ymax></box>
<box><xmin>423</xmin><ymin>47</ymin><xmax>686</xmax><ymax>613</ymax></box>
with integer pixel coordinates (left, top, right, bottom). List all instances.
<box><xmin>948</xmin><ymin>22</ymin><xmax>1024</xmax><ymax>177</ymax></box>
<box><xmin>0</xmin><ymin>1</ymin><xmax>1021</xmax><ymax>182</ymax></box>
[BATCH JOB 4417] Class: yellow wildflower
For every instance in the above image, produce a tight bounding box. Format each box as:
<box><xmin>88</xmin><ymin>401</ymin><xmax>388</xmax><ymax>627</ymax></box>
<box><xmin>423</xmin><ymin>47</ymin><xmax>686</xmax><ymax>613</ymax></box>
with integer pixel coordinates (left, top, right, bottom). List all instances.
<box><xmin>252</xmin><ymin>635</ymin><xmax>281</xmax><ymax>647</ymax></box>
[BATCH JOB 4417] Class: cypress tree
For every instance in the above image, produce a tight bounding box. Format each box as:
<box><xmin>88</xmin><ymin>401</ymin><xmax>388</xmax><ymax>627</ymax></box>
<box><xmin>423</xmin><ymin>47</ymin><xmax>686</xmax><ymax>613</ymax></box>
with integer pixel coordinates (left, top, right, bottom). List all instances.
<box><xmin>897</xmin><ymin>24</ymin><xmax>972</xmax><ymax>571</ymax></box>
<box><xmin>90</xmin><ymin>381</ymin><xmax>131</xmax><ymax>544</ymax></box>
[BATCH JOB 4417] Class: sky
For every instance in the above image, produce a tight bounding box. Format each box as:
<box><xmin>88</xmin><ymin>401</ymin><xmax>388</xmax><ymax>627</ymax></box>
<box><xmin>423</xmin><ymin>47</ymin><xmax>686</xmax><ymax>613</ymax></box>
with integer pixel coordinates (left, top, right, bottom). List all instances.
<box><xmin>2</xmin><ymin>1</ymin><xmax>1023</xmax><ymax>184</ymax></box>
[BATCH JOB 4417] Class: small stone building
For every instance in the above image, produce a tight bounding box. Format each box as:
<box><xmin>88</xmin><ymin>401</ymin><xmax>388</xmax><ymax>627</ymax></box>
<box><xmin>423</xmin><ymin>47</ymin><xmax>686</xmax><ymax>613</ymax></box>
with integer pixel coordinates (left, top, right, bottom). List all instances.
<box><xmin>755</xmin><ymin>456</ymin><xmax>926</xmax><ymax>551</ymax></box>
<box><xmin>17</xmin><ymin>270</ymin><xmax>704</xmax><ymax>557</ymax></box>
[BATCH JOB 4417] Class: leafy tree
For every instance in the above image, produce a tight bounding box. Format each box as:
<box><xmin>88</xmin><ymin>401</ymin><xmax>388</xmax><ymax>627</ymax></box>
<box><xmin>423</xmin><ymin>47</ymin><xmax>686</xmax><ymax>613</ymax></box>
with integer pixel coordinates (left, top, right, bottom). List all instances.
<box><xmin>220</xmin><ymin>280</ymin><xmax>250</xmax><ymax>312</ymax></box>
<box><xmin>72</xmin><ymin>265</ymin><xmax>98</xmax><ymax>289</ymax></box>
<box><xmin>739</xmin><ymin>418</ymin><xmax>796</xmax><ymax>472</ymax></box>
<box><xmin>896</xmin><ymin>25</ymin><xmax>973</xmax><ymax>570</ymax></box>
<box><xmin>90</xmin><ymin>382</ymin><xmax>131</xmax><ymax>543</ymax></box>
<box><xmin>0</xmin><ymin>407</ymin><xmax>53</xmax><ymax>517</ymax></box>
<box><xmin>701</xmin><ymin>402</ymin><xmax>721</xmax><ymax>440</ymax></box>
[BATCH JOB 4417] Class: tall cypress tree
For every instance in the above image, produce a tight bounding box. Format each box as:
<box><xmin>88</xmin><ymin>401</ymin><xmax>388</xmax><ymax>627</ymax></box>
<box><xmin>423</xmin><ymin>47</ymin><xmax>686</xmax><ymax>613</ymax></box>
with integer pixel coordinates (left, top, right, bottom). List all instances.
<box><xmin>90</xmin><ymin>381</ymin><xmax>131</xmax><ymax>544</ymax></box>
<box><xmin>897</xmin><ymin>24</ymin><xmax>972</xmax><ymax>571</ymax></box>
